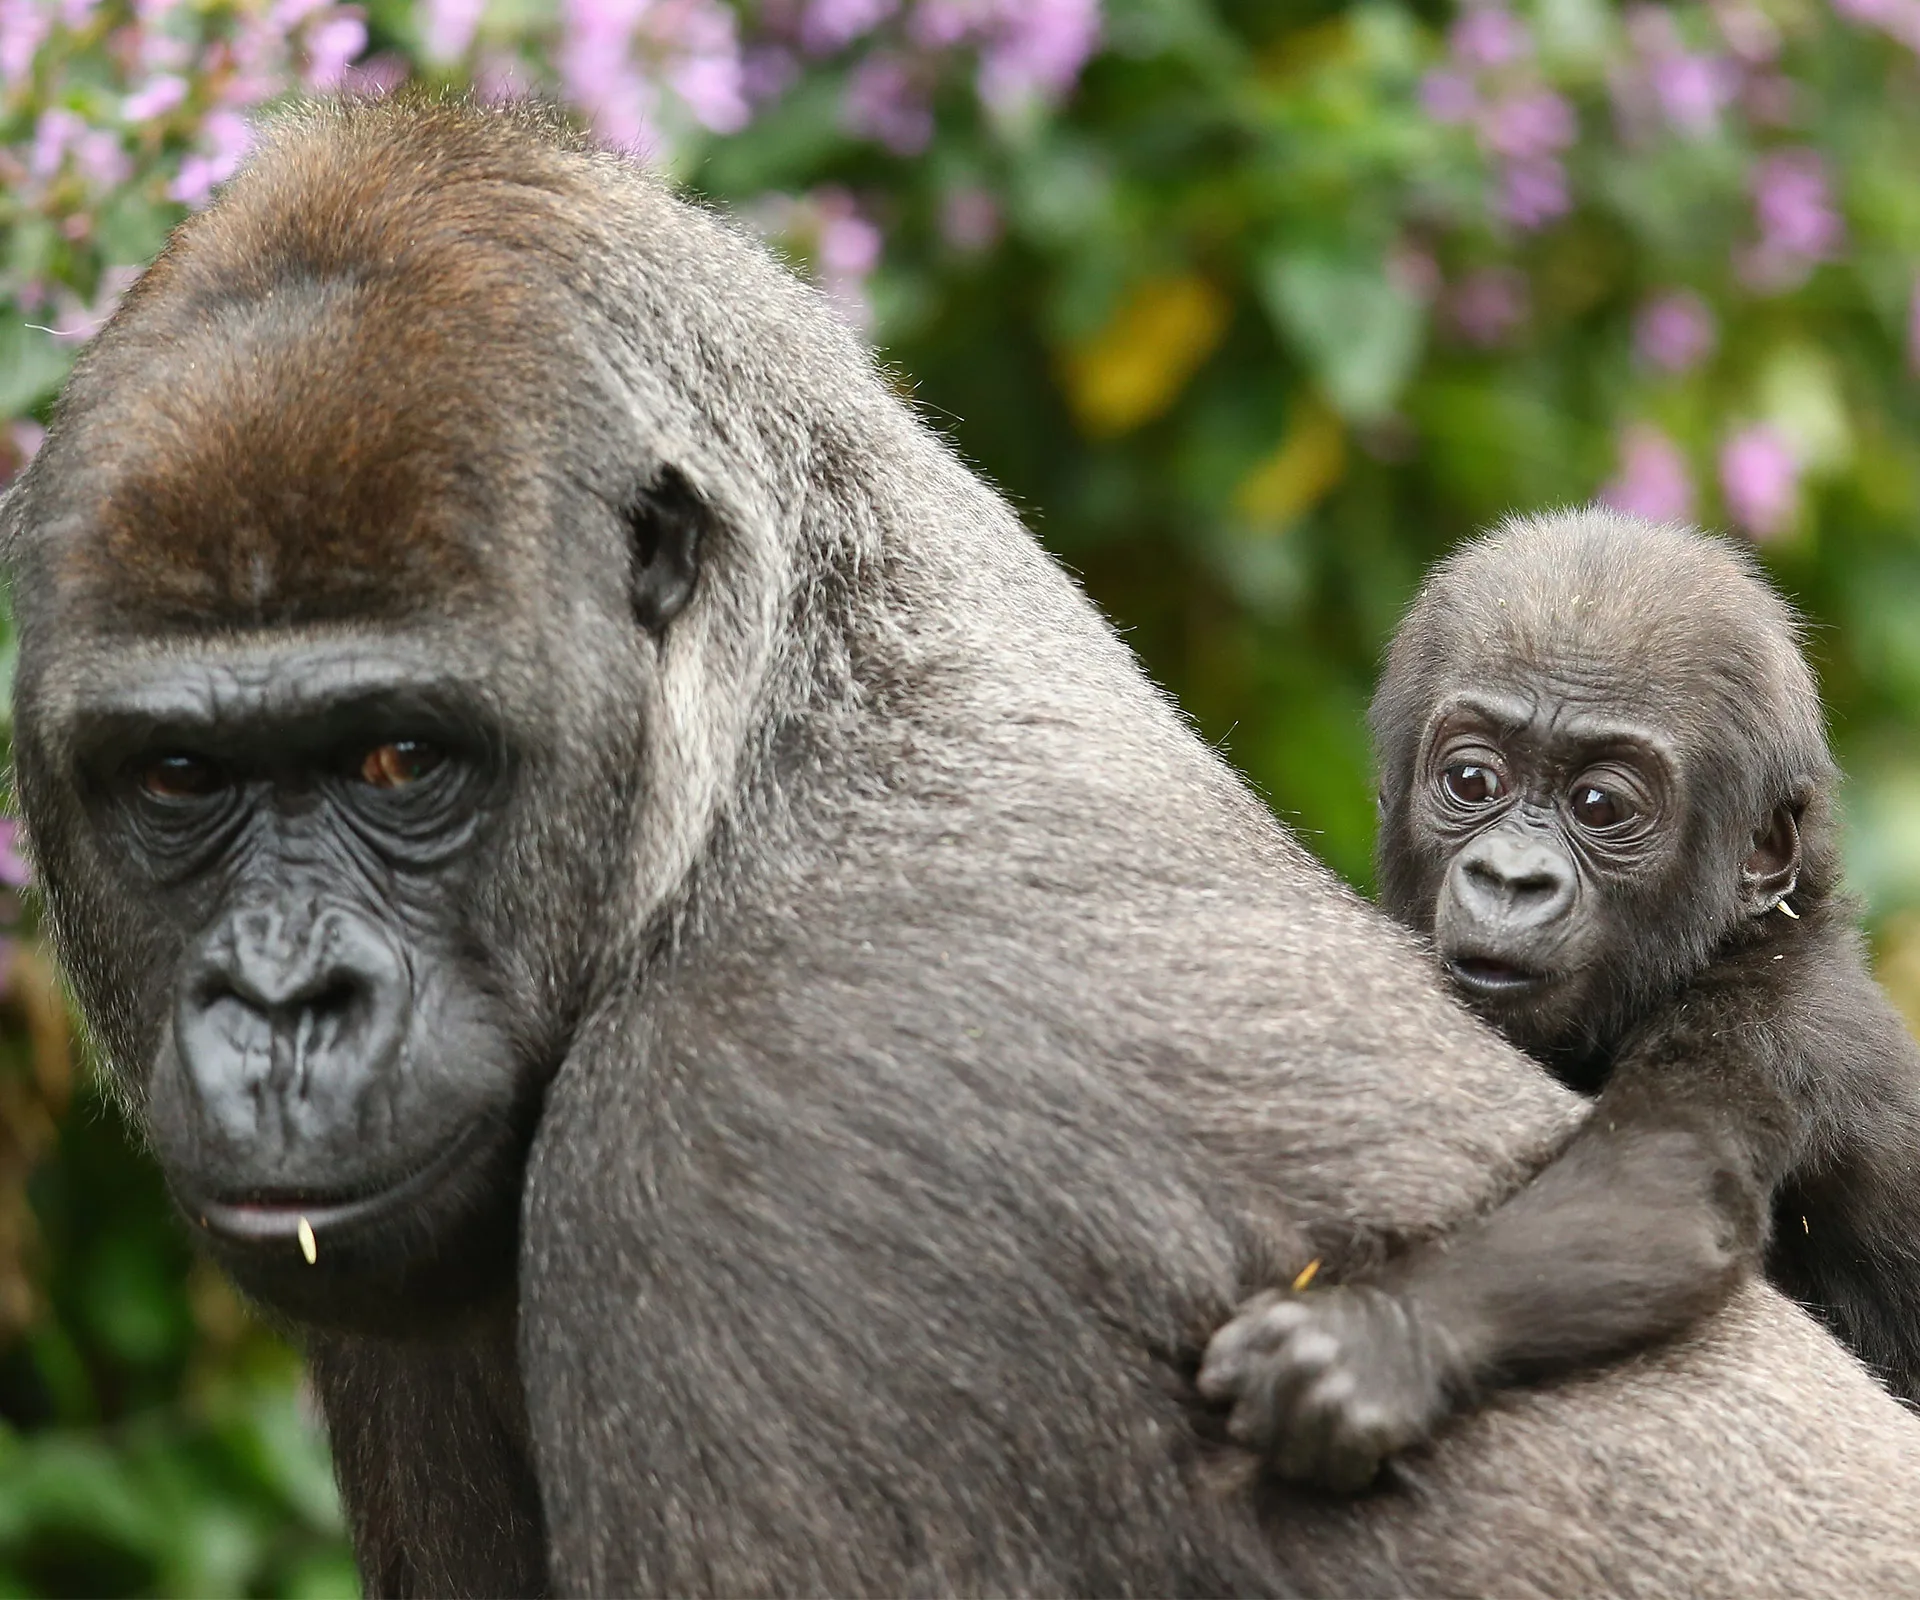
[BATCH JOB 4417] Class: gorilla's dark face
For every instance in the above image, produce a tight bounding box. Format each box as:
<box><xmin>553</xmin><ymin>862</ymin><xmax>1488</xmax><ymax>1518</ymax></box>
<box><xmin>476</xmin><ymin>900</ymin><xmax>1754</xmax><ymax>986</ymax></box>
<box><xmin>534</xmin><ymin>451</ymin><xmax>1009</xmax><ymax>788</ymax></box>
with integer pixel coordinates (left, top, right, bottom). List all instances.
<box><xmin>57</xmin><ymin>637</ymin><xmax>529</xmax><ymax>1327</ymax></box>
<box><xmin>0</xmin><ymin>130</ymin><xmax>728</xmax><ymax>1334</ymax></box>
<box><xmin>1394</xmin><ymin>673</ymin><xmax>1800</xmax><ymax>1066</ymax></box>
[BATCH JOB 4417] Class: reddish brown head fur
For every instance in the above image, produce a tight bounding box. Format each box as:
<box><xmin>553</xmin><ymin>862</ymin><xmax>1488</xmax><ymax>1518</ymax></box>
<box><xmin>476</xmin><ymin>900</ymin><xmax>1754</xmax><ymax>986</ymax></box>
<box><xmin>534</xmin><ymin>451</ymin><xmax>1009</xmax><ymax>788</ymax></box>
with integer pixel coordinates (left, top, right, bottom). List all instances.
<box><xmin>27</xmin><ymin>102</ymin><xmax>608</xmax><ymax>632</ymax></box>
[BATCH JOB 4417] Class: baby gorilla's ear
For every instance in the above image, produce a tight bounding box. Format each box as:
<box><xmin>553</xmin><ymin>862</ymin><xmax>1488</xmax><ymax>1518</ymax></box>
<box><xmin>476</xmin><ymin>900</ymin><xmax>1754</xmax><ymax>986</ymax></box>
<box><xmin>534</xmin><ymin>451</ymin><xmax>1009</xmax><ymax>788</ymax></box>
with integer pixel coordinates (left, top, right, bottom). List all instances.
<box><xmin>1740</xmin><ymin>802</ymin><xmax>1802</xmax><ymax>916</ymax></box>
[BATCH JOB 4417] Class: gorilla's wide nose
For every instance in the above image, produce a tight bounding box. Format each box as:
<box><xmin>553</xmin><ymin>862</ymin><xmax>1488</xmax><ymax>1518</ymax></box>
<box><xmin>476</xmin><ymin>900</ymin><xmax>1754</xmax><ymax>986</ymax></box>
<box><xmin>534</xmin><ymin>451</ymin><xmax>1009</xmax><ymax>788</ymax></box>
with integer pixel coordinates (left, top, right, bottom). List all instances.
<box><xmin>174</xmin><ymin>901</ymin><xmax>411</xmax><ymax>1148</ymax></box>
<box><xmin>1451</xmin><ymin>832</ymin><xmax>1576</xmax><ymax>933</ymax></box>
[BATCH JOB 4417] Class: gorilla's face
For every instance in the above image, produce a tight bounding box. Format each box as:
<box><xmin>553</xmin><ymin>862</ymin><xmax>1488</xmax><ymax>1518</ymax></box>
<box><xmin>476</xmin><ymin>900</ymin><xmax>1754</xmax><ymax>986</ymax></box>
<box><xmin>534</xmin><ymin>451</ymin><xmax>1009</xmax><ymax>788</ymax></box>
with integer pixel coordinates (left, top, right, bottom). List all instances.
<box><xmin>26</xmin><ymin>633</ymin><xmax>540</xmax><ymax>1330</ymax></box>
<box><xmin>1390</xmin><ymin>673</ymin><xmax>1799</xmax><ymax>1071</ymax></box>
<box><xmin>1</xmin><ymin>215</ymin><xmax>710</xmax><ymax>1333</ymax></box>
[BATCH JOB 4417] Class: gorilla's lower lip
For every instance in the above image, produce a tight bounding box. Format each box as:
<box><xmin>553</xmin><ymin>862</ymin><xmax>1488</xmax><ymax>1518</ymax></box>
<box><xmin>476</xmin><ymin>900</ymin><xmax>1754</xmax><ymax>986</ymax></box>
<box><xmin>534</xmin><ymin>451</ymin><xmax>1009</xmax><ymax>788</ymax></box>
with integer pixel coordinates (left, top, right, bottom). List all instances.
<box><xmin>185</xmin><ymin>1119</ymin><xmax>491</xmax><ymax>1249</ymax></box>
<box><xmin>1449</xmin><ymin>958</ymin><xmax>1550</xmax><ymax>997</ymax></box>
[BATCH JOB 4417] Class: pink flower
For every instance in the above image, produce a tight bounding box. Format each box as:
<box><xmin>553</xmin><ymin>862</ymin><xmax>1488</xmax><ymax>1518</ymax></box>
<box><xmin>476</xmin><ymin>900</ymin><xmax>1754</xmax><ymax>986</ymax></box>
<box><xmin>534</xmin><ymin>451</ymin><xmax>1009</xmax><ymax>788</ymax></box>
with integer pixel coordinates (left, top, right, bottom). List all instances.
<box><xmin>0</xmin><ymin>820</ymin><xmax>29</xmax><ymax>890</ymax></box>
<box><xmin>908</xmin><ymin>0</ymin><xmax>973</xmax><ymax>50</ymax></box>
<box><xmin>302</xmin><ymin>10</ymin><xmax>369</xmax><ymax>90</ymax></box>
<box><xmin>1711</xmin><ymin>0</ymin><xmax>1779</xmax><ymax>62</ymax></box>
<box><xmin>1498</xmin><ymin>157</ymin><xmax>1569</xmax><ymax>229</ymax></box>
<box><xmin>1755</xmin><ymin>150</ymin><xmax>1842</xmax><ymax>256</ymax></box>
<box><xmin>1449</xmin><ymin>267</ymin><xmax>1529</xmax><ymax>346</ymax></box>
<box><xmin>1450</xmin><ymin>4</ymin><xmax>1529</xmax><ymax>69</ymax></box>
<box><xmin>122</xmin><ymin>74</ymin><xmax>189</xmax><ymax>123</ymax></box>
<box><xmin>1420</xmin><ymin>68</ymin><xmax>1478</xmax><ymax>123</ymax></box>
<box><xmin>559</xmin><ymin>0</ymin><xmax>753</xmax><ymax>153</ymax></box>
<box><xmin>1832</xmin><ymin>0</ymin><xmax>1920</xmax><ymax>54</ymax></box>
<box><xmin>1633</xmin><ymin>291</ymin><xmax>1716</xmax><ymax>374</ymax></box>
<box><xmin>978</xmin><ymin>0</ymin><xmax>1099</xmax><ymax>108</ymax></box>
<box><xmin>1740</xmin><ymin>149</ymin><xmax>1844</xmax><ymax>292</ymax></box>
<box><xmin>340</xmin><ymin>52</ymin><xmax>409</xmax><ymax>96</ymax></box>
<box><xmin>421</xmin><ymin>0</ymin><xmax>486</xmax><ymax>62</ymax></box>
<box><xmin>752</xmin><ymin>188</ymin><xmax>884</xmax><ymax>331</ymax></box>
<box><xmin>843</xmin><ymin>52</ymin><xmax>933</xmax><ymax>153</ymax></box>
<box><xmin>1647</xmin><ymin>50</ymin><xmax>1736</xmax><ymax>136</ymax></box>
<box><xmin>73</xmin><ymin>128</ymin><xmax>129</xmax><ymax>187</ymax></box>
<box><xmin>671</xmin><ymin>52</ymin><xmax>749</xmax><ymax>132</ymax></box>
<box><xmin>272</xmin><ymin>0</ymin><xmax>332</xmax><ymax>27</ymax></box>
<box><xmin>1600</xmin><ymin>425</ymin><xmax>1694</xmax><ymax>522</ymax></box>
<box><xmin>940</xmin><ymin>185</ymin><xmax>1001</xmax><ymax>252</ymax></box>
<box><xmin>169</xmin><ymin>110</ymin><xmax>254</xmax><ymax>207</ymax></box>
<box><xmin>1720</xmin><ymin>424</ymin><xmax>1798</xmax><ymax>540</ymax></box>
<box><xmin>0</xmin><ymin>0</ymin><xmax>50</xmax><ymax>89</ymax></box>
<box><xmin>474</xmin><ymin>50</ymin><xmax>534</xmax><ymax>103</ymax></box>
<box><xmin>1481</xmin><ymin>89</ymin><xmax>1575</xmax><ymax>159</ymax></box>
<box><xmin>818</xmin><ymin>197</ymin><xmax>882</xmax><ymax>279</ymax></box>
<box><xmin>741</xmin><ymin>43</ymin><xmax>799</xmax><ymax>102</ymax></box>
<box><xmin>799</xmin><ymin>0</ymin><xmax>897</xmax><ymax>55</ymax></box>
<box><xmin>29</xmin><ymin>108</ymin><xmax>86</xmax><ymax>180</ymax></box>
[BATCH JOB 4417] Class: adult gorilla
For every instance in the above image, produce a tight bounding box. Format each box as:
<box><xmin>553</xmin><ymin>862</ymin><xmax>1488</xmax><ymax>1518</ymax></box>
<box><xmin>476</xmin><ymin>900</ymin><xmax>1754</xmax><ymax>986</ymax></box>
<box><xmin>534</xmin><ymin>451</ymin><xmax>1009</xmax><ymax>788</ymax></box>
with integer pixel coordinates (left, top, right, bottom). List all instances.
<box><xmin>5</xmin><ymin>99</ymin><xmax>1920</xmax><ymax>1597</ymax></box>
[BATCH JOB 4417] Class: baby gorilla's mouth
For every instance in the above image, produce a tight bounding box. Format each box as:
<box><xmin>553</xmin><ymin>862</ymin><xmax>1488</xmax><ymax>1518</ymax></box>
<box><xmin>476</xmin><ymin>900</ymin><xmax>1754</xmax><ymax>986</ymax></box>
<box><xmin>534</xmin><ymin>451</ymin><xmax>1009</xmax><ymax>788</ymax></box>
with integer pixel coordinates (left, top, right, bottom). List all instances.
<box><xmin>1448</xmin><ymin>957</ymin><xmax>1551</xmax><ymax>998</ymax></box>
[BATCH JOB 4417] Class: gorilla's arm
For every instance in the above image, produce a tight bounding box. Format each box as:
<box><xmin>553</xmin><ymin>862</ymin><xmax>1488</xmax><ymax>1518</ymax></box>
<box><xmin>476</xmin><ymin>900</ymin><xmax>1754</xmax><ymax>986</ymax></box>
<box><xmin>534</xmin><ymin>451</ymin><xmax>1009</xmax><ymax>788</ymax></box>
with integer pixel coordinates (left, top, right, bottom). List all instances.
<box><xmin>1763</xmin><ymin>927</ymin><xmax>1920</xmax><ymax>1404</ymax></box>
<box><xmin>1200</xmin><ymin>906</ymin><xmax>1853</xmax><ymax>1492</ymax></box>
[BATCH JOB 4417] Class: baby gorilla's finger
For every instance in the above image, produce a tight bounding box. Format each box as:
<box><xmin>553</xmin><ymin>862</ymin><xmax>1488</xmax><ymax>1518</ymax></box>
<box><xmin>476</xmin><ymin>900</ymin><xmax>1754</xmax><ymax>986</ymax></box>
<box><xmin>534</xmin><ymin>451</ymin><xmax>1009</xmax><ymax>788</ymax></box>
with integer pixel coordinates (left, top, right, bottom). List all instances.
<box><xmin>1221</xmin><ymin>1311</ymin><xmax>1345</xmax><ymax>1455</ymax></box>
<box><xmin>1198</xmin><ymin>1290</ymin><xmax>1308</xmax><ymax>1397</ymax></box>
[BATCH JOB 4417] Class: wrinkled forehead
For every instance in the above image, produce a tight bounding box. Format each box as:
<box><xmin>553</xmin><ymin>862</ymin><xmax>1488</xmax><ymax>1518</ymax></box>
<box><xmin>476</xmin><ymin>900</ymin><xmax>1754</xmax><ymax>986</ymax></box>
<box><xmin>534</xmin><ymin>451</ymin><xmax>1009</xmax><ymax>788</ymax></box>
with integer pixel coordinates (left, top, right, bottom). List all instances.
<box><xmin>21</xmin><ymin>253</ymin><xmax>584</xmax><ymax>635</ymax></box>
<box><xmin>1423</xmin><ymin>629</ymin><xmax>1700</xmax><ymax>758</ymax></box>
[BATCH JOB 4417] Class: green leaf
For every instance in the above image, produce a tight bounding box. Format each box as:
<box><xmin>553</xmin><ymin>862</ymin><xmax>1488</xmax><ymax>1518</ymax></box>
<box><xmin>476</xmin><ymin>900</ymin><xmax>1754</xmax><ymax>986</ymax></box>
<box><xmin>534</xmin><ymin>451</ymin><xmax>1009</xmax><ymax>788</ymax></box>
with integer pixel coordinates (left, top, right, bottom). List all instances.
<box><xmin>1257</xmin><ymin>248</ymin><xmax>1424</xmax><ymax>423</ymax></box>
<box><xmin>0</xmin><ymin>316</ymin><xmax>73</xmax><ymax>419</ymax></box>
<box><xmin>95</xmin><ymin>190</ymin><xmax>178</xmax><ymax>270</ymax></box>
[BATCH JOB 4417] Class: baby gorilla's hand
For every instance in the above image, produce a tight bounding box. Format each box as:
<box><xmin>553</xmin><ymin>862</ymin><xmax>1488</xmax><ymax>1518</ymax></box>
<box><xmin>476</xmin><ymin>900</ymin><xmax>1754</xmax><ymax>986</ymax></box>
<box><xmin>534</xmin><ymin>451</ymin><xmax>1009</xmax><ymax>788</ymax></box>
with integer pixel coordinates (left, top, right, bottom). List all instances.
<box><xmin>1197</xmin><ymin>1284</ymin><xmax>1467</xmax><ymax>1492</ymax></box>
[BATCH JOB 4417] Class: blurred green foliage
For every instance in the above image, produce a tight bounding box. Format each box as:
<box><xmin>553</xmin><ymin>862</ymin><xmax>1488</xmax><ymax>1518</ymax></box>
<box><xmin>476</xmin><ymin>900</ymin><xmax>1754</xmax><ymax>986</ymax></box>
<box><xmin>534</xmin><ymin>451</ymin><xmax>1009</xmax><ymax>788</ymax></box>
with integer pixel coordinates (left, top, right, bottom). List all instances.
<box><xmin>4</xmin><ymin>0</ymin><xmax>1920</xmax><ymax>1593</ymax></box>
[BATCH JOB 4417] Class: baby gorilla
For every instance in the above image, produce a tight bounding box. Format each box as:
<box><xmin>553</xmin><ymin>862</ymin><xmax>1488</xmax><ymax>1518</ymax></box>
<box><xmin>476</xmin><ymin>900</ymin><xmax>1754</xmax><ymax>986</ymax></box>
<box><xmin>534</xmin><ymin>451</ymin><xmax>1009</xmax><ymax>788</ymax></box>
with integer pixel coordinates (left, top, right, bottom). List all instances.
<box><xmin>1201</xmin><ymin>508</ymin><xmax>1920</xmax><ymax>1490</ymax></box>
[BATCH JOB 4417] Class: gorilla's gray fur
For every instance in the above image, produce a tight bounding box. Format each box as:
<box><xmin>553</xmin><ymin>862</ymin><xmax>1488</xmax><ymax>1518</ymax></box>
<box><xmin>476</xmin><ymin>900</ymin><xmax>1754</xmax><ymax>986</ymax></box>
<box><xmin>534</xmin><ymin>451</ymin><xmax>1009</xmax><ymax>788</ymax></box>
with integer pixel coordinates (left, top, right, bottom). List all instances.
<box><xmin>9</xmin><ymin>100</ymin><xmax>1920</xmax><ymax>1597</ymax></box>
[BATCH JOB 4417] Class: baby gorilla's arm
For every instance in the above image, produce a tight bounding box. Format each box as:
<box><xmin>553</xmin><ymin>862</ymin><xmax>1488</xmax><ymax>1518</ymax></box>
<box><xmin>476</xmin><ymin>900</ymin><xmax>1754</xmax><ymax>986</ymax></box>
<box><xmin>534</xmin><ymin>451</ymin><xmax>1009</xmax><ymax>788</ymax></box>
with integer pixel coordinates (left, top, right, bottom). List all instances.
<box><xmin>1200</xmin><ymin>935</ymin><xmax>1813</xmax><ymax>1491</ymax></box>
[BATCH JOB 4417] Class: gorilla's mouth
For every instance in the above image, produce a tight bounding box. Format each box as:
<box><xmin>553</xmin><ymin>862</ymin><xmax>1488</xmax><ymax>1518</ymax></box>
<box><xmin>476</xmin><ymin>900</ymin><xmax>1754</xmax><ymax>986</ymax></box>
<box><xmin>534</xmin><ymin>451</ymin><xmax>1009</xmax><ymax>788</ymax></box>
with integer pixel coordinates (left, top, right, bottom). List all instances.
<box><xmin>184</xmin><ymin>1117</ymin><xmax>492</xmax><ymax>1254</ymax></box>
<box><xmin>1448</xmin><ymin>957</ymin><xmax>1551</xmax><ymax>998</ymax></box>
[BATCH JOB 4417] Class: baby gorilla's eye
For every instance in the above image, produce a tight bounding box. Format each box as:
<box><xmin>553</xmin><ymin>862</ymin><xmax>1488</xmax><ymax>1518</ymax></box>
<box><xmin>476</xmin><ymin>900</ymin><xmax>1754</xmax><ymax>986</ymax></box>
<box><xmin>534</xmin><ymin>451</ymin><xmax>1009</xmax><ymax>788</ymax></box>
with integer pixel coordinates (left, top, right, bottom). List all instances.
<box><xmin>358</xmin><ymin>740</ymin><xmax>445</xmax><ymax>790</ymax></box>
<box><xmin>1571</xmin><ymin>784</ymin><xmax>1634</xmax><ymax>830</ymax></box>
<box><xmin>137</xmin><ymin>753</ymin><xmax>227</xmax><ymax>800</ymax></box>
<box><xmin>1442</xmin><ymin>762</ymin><xmax>1504</xmax><ymax>806</ymax></box>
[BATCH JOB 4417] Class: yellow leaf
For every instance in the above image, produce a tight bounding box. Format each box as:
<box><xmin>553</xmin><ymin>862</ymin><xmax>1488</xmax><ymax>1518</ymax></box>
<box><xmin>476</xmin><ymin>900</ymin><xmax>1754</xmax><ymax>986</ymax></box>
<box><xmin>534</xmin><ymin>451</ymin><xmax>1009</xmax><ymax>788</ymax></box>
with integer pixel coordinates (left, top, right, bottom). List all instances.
<box><xmin>1060</xmin><ymin>274</ymin><xmax>1231</xmax><ymax>439</ymax></box>
<box><xmin>1234</xmin><ymin>398</ymin><xmax>1347</xmax><ymax>527</ymax></box>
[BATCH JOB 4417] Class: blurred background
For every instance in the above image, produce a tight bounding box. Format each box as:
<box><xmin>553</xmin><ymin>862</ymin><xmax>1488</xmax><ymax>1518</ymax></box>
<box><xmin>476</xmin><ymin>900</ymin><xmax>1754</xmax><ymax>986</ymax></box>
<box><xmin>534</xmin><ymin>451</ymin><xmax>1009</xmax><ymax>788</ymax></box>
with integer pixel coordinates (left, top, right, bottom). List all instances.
<box><xmin>1</xmin><ymin>0</ymin><xmax>1918</xmax><ymax>1591</ymax></box>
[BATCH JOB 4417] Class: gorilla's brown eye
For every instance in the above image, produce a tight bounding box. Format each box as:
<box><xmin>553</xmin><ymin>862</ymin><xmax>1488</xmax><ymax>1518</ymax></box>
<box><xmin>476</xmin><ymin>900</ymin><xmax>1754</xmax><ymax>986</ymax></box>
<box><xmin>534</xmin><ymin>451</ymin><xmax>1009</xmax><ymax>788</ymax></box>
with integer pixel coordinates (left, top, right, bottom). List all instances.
<box><xmin>1571</xmin><ymin>785</ymin><xmax>1633</xmax><ymax>830</ymax></box>
<box><xmin>138</xmin><ymin>754</ymin><xmax>226</xmax><ymax>800</ymax></box>
<box><xmin>1442</xmin><ymin>763</ymin><xmax>1503</xmax><ymax>806</ymax></box>
<box><xmin>358</xmin><ymin>741</ymin><xmax>445</xmax><ymax>789</ymax></box>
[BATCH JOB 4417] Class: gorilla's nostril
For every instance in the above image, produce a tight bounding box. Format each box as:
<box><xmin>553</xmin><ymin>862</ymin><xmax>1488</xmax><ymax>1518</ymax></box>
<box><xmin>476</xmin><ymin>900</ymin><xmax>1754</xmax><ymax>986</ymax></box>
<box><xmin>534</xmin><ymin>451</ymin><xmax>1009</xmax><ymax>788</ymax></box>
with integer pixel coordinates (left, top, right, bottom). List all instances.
<box><xmin>306</xmin><ymin>976</ymin><xmax>364</xmax><ymax>1018</ymax></box>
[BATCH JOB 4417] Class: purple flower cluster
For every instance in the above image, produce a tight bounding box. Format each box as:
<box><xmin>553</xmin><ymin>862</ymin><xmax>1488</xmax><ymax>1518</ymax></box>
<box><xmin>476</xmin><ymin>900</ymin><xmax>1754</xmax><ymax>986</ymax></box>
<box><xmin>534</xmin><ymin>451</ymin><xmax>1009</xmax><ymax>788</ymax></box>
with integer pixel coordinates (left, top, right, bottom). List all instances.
<box><xmin>1421</xmin><ymin>2</ymin><xmax>1576</xmax><ymax>231</ymax></box>
<box><xmin>0</xmin><ymin>0</ymin><xmax>380</xmax><ymax>388</ymax></box>
<box><xmin>557</xmin><ymin>0</ymin><xmax>751</xmax><ymax>156</ymax></box>
<box><xmin>747</xmin><ymin>186</ymin><xmax>883</xmax><ymax>328</ymax></box>
<box><xmin>1719</xmin><ymin>424</ymin><xmax>1799</xmax><ymax>540</ymax></box>
<box><xmin>1601</xmin><ymin>418</ymin><xmax>1803</xmax><ymax>542</ymax></box>
<box><xmin>1601</xmin><ymin>424</ymin><xmax>1694</xmax><ymax>523</ymax></box>
<box><xmin>0</xmin><ymin>819</ymin><xmax>28</xmax><ymax>893</ymax></box>
<box><xmin>1610</xmin><ymin>4</ymin><xmax>1742</xmax><ymax>143</ymax></box>
<box><xmin>0</xmin><ymin>0</ymin><xmax>1107</xmax><ymax>450</ymax></box>
<box><xmin>1633</xmin><ymin>290</ymin><xmax>1716</xmax><ymax>374</ymax></box>
<box><xmin>1831</xmin><ymin>0</ymin><xmax>1920</xmax><ymax>59</ymax></box>
<box><xmin>748</xmin><ymin>0</ymin><xmax>1100</xmax><ymax>156</ymax></box>
<box><xmin>1740</xmin><ymin>148</ymin><xmax>1844</xmax><ymax>293</ymax></box>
